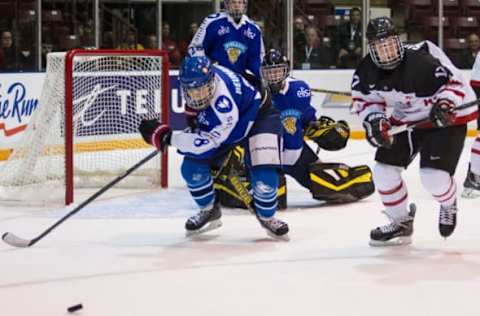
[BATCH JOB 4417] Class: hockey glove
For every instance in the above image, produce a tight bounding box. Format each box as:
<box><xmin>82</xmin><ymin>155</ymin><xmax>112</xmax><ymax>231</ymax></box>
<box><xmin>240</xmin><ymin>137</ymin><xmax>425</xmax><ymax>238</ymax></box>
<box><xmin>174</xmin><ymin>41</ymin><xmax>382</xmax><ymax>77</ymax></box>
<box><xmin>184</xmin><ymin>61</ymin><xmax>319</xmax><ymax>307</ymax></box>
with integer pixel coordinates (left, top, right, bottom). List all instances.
<box><xmin>430</xmin><ymin>98</ymin><xmax>456</xmax><ymax>128</ymax></box>
<box><xmin>139</xmin><ymin>119</ymin><xmax>172</xmax><ymax>151</ymax></box>
<box><xmin>363</xmin><ymin>112</ymin><xmax>394</xmax><ymax>148</ymax></box>
<box><xmin>305</xmin><ymin>116</ymin><xmax>350</xmax><ymax>151</ymax></box>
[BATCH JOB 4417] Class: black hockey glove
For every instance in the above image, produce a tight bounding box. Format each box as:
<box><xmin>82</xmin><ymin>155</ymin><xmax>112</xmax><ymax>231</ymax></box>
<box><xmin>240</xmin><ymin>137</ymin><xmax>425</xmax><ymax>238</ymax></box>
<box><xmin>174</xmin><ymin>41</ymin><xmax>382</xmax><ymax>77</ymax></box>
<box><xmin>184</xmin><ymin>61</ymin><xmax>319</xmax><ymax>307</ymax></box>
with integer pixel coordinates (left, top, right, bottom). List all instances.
<box><xmin>305</xmin><ymin>116</ymin><xmax>350</xmax><ymax>151</ymax></box>
<box><xmin>139</xmin><ymin>119</ymin><xmax>172</xmax><ymax>151</ymax></box>
<box><xmin>430</xmin><ymin>98</ymin><xmax>456</xmax><ymax>128</ymax></box>
<box><xmin>362</xmin><ymin>112</ymin><xmax>394</xmax><ymax>148</ymax></box>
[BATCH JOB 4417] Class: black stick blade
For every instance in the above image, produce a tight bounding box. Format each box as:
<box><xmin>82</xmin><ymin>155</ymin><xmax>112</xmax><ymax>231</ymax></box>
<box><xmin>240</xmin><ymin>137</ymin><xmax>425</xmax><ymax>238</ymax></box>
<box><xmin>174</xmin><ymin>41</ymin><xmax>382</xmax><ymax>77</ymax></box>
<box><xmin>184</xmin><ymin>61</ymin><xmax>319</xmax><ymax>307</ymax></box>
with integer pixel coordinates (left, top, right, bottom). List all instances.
<box><xmin>2</xmin><ymin>232</ymin><xmax>32</xmax><ymax>248</ymax></box>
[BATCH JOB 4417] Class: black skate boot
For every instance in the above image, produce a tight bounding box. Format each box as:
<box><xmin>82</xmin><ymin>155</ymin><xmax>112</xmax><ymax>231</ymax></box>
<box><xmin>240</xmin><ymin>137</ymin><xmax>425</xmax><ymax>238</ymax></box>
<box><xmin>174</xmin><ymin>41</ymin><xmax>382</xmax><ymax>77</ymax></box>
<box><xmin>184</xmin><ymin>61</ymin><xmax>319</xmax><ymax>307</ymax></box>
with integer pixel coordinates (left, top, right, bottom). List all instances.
<box><xmin>369</xmin><ymin>204</ymin><xmax>416</xmax><ymax>247</ymax></box>
<box><xmin>439</xmin><ymin>200</ymin><xmax>457</xmax><ymax>238</ymax></box>
<box><xmin>462</xmin><ymin>164</ymin><xmax>480</xmax><ymax>199</ymax></box>
<box><xmin>185</xmin><ymin>202</ymin><xmax>222</xmax><ymax>237</ymax></box>
<box><xmin>256</xmin><ymin>215</ymin><xmax>290</xmax><ymax>241</ymax></box>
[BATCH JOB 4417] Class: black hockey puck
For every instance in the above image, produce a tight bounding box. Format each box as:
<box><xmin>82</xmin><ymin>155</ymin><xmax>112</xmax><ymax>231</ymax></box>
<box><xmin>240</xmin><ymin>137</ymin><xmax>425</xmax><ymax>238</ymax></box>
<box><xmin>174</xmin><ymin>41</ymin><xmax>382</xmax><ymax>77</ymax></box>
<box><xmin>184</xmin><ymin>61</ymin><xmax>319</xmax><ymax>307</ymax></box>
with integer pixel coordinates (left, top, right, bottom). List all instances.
<box><xmin>67</xmin><ymin>304</ymin><xmax>83</xmax><ymax>313</ymax></box>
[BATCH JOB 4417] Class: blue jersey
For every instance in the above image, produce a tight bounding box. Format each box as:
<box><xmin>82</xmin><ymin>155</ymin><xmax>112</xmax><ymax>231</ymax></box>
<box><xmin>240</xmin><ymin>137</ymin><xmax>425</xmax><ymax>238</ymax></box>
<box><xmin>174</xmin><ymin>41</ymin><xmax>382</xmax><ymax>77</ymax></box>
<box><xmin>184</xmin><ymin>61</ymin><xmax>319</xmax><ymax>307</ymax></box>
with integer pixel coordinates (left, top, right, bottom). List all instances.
<box><xmin>272</xmin><ymin>77</ymin><xmax>316</xmax><ymax>166</ymax></box>
<box><xmin>171</xmin><ymin>65</ymin><xmax>262</xmax><ymax>159</ymax></box>
<box><xmin>188</xmin><ymin>12</ymin><xmax>265</xmax><ymax>78</ymax></box>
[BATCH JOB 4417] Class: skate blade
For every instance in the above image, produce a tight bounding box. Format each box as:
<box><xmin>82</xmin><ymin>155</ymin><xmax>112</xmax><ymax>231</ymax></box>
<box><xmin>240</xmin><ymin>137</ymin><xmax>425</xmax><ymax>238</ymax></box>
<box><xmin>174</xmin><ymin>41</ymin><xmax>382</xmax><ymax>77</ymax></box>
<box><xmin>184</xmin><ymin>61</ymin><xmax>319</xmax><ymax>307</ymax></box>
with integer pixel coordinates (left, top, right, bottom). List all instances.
<box><xmin>185</xmin><ymin>219</ymin><xmax>222</xmax><ymax>237</ymax></box>
<box><xmin>369</xmin><ymin>236</ymin><xmax>412</xmax><ymax>247</ymax></box>
<box><xmin>265</xmin><ymin>230</ymin><xmax>290</xmax><ymax>241</ymax></box>
<box><xmin>461</xmin><ymin>188</ymin><xmax>480</xmax><ymax>199</ymax></box>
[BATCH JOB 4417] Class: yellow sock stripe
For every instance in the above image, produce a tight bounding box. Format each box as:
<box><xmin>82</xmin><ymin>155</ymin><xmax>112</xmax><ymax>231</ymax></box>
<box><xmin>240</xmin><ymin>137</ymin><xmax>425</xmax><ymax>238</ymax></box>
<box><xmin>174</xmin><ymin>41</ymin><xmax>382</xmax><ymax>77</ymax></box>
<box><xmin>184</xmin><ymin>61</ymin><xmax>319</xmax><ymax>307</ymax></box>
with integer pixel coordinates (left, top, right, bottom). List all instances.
<box><xmin>310</xmin><ymin>172</ymin><xmax>372</xmax><ymax>192</ymax></box>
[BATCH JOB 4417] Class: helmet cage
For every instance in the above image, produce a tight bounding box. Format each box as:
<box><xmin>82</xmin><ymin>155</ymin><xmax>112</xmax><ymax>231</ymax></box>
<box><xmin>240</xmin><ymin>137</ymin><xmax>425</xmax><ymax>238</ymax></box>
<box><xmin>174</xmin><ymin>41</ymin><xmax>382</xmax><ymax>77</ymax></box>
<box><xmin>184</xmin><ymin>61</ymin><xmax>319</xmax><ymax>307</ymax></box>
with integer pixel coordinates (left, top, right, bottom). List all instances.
<box><xmin>182</xmin><ymin>76</ymin><xmax>216</xmax><ymax>111</ymax></box>
<box><xmin>224</xmin><ymin>0</ymin><xmax>247</xmax><ymax>20</ymax></box>
<box><xmin>261</xmin><ymin>63</ymin><xmax>289</xmax><ymax>87</ymax></box>
<box><xmin>368</xmin><ymin>35</ymin><xmax>404</xmax><ymax>70</ymax></box>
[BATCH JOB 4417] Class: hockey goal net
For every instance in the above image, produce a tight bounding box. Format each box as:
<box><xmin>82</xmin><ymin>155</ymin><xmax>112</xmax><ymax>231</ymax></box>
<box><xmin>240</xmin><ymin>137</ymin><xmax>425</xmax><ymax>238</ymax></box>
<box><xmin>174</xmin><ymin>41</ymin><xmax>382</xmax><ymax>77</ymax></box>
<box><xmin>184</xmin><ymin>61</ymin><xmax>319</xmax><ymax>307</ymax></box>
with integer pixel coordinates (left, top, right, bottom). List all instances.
<box><xmin>0</xmin><ymin>49</ymin><xmax>169</xmax><ymax>205</ymax></box>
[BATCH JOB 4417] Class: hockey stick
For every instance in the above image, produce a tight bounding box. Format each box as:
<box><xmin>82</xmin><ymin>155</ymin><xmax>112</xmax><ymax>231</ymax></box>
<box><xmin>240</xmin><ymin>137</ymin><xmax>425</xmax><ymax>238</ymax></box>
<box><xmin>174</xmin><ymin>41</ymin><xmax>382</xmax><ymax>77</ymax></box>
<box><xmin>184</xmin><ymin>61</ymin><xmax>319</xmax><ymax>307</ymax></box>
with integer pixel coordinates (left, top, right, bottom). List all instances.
<box><xmin>310</xmin><ymin>88</ymin><xmax>352</xmax><ymax>96</ymax></box>
<box><xmin>2</xmin><ymin>150</ymin><xmax>160</xmax><ymax>248</ymax></box>
<box><xmin>387</xmin><ymin>98</ymin><xmax>480</xmax><ymax>137</ymax></box>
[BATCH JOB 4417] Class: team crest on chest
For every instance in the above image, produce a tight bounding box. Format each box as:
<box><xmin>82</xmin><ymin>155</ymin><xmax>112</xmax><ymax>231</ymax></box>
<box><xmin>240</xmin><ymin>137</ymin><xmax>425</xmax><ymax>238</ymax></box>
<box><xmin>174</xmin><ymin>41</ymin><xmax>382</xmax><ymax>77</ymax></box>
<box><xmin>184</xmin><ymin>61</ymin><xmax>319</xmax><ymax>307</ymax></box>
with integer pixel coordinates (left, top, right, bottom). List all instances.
<box><xmin>282</xmin><ymin>116</ymin><xmax>297</xmax><ymax>135</ymax></box>
<box><xmin>223</xmin><ymin>41</ymin><xmax>247</xmax><ymax>64</ymax></box>
<box><xmin>280</xmin><ymin>109</ymin><xmax>302</xmax><ymax>135</ymax></box>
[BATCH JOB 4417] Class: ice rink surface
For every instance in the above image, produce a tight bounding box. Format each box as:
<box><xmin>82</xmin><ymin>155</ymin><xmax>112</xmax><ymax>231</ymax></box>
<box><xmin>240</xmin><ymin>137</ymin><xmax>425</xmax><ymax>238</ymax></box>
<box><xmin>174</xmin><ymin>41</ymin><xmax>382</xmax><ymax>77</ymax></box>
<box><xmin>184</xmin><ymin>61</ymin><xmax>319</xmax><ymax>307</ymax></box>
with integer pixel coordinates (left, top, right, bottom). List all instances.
<box><xmin>1</xmin><ymin>138</ymin><xmax>480</xmax><ymax>316</ymax></box>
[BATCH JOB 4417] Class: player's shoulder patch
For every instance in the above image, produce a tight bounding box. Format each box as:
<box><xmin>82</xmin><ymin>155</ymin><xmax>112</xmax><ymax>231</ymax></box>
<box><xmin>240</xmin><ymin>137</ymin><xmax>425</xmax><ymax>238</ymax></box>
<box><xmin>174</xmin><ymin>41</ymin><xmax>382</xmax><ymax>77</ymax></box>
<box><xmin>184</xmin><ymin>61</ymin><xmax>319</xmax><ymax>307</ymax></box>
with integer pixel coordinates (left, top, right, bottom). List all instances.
<box><xmin>214</xmin><ymin>95</ymin><xmax>234</xmax><ymax>113</ymax></box>
<box><xmin>290</xmin><ymin>80</ymin><xmax>311</xmax><ymax>98</ymax></box>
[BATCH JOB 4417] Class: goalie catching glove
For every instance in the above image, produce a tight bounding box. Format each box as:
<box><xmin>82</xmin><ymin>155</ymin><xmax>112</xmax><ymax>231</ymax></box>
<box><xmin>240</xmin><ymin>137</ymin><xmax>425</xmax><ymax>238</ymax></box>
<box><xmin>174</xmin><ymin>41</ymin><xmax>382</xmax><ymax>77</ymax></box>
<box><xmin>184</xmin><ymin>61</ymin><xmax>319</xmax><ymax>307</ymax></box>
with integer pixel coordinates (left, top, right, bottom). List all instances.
<box><xmin>139</xmin><ymin>119</ymin><xmax>172</xmax><ymax>151</ymax></box>
<box><xmin>304</xmin><ymin>116</ymin><xmax>350</xmax><ymax>151</ymax></box>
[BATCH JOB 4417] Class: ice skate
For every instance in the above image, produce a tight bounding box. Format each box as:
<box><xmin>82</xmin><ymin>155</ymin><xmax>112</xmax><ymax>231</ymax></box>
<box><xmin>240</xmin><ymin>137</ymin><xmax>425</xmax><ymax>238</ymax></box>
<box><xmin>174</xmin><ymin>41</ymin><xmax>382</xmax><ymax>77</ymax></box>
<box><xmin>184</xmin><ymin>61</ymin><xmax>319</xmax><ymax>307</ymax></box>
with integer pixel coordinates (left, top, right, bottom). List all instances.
<box><xmin>462</xmin><ymin>164</ymin><xmax>480</xmax><ymax>199</ymax></box>
<box><xmin>439</xmin><ymin>200</ymin><xmax>457</xmax><ymax>238</ymax></box>
<box><xmin>256</xmin><ymin>215</ymin><xmax>290</xmax><ymax>241</ymax></box>
<box><xmin>185</xmin><ymin>203</ymin><xmax>222</xmax><ymax>237</ymax></box>
<box><xmin>369</xmin><ymin>204</ymin><xmax>416</xmax><ymax>247</ymax></box>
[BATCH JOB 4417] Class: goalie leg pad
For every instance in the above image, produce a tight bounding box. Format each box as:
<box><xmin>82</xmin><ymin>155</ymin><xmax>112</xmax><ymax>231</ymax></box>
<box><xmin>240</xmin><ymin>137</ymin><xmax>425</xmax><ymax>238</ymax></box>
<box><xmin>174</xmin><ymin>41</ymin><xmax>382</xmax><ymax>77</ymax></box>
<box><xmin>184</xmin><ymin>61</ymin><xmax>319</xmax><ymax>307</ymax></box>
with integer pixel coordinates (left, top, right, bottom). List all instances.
<box><xmin>309</xmin><ymin>162</ymin><xmax>375</xmax><ymax>203</ymax></box>
<box><xmin>214</xmin><ymin>146</ymin><xmax>287</xmax><ymax>210</ymax></box>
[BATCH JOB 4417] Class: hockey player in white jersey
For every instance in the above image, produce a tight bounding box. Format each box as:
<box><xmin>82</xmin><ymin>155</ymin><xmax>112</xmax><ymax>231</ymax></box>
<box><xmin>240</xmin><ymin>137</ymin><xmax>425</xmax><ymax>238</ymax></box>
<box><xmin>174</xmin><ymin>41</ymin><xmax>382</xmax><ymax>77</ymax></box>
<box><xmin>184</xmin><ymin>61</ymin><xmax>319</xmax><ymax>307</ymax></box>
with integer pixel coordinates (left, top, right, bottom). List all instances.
<box><xmin>139</xmin><ymin>55</ymin><xmax>288</xmax><ymax>239</ymax></box>
<box><xmin>462</xmin><ymin>52</ymin><xmax>480</xmax><ymax>198</ymax></box>
<box><xmin>351</xmin><ymin>17</ymin><xmax>478</xmax><ymax>246</ymax></box>
<box><xmin>188</xmin><ymin>0</ymin><xmax>264</xmax><ymax>79</ymax></box>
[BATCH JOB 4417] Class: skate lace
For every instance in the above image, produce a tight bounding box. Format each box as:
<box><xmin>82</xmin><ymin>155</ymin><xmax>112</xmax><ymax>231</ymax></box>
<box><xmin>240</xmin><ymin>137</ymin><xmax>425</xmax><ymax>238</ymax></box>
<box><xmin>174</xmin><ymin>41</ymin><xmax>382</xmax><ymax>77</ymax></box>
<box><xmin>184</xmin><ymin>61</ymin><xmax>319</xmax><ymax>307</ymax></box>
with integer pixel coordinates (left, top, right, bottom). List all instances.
<box><xmin>261</xmin><ymin>217</ymin><xmax>285</xmax><ymax>229</ymax></box>
<box><xmin>379</xmin><ymin>211</ymin><xmax>409</xmax><ymax>233</ymax></box>
<box><xmin>190</xmin><ymin>210</ymin><xmax>210</xmax><ymax>225</ymax></box>
<box><xmin>439</xmin><ymin>204</ymin><xmax>457</xmax><ymax>225</ymax></box>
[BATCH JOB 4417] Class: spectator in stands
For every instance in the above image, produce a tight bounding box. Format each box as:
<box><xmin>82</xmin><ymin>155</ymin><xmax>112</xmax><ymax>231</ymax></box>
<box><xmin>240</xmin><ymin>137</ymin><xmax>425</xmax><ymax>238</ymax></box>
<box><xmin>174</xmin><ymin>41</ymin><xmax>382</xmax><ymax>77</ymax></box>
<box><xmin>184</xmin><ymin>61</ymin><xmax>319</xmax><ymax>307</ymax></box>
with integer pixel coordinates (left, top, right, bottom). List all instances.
<box><xmin>101</xmin><ymin>31</ymin><xmax>115</xmax><ymax>49</ymax></box>
<box><xmin>454</xmin><ymin>33</ymin><xmax>480</xmax><ymax>69</ymax></box>
<box><xmin>0</xmin><ymin>30</ymin><xmax>18</xmax><ymax>72</ymax></box>
<box><xmin>118</xmin><ymin>29</ymin><xmax>144</xmax><ymax>50</ymax></box>
<box><xmin>335</xmin><ymin>7</ymin><xmax>362</xmax><ymax>68</ymax></box>
<box><xmin>296</xmin><ymin>26</ymin><xmax>334</xmax><ymax>69</ymax></box>
<box><xmin>161</xmin><ymin>22</ymin><xmax>181</xmax><ymax>68</ymax></box>
<box><xmin>179</xmin><ymin>22</ymin><xmax>199</xmax><ymax>57</ymax></box>
<box><xmin>79</xmin><ymin>18</ymin><xmax>95</xmax><ymax>47</ymax></box>
<box><xmin>145</xmin><ymin>34</ymin><xmax>158</xmax><ymax>49</ymax></box>
<box><xmin>293</xmin><ymin>16</ymin><xmax>307</xmax><ymax>67</ymax></box>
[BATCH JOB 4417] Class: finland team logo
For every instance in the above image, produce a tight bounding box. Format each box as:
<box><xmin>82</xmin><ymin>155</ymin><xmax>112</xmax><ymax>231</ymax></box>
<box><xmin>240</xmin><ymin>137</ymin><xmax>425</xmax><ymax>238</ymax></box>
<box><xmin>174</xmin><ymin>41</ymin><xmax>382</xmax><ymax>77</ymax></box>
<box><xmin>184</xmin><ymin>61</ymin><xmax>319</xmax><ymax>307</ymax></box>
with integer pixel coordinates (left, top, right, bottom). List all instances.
<box><xmin>214</xmin><ymin>96</ymin><xmax>233</xmax><ymax>113</ymax></box>
<box><xmin>223</xmin><ymin>41</ymin><xmax>247</xmax><ymax>64</ymax></box>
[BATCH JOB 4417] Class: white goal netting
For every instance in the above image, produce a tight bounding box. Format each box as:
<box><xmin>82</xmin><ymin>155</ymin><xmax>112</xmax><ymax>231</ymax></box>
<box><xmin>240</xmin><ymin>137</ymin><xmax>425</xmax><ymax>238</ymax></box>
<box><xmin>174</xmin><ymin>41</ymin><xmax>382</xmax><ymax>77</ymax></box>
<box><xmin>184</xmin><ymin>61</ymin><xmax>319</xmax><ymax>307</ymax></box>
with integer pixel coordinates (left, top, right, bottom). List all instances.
<box><xmin>0</xmin><ymin>51</ymin><xmax>168</xmax><ymax>205</ymax></box>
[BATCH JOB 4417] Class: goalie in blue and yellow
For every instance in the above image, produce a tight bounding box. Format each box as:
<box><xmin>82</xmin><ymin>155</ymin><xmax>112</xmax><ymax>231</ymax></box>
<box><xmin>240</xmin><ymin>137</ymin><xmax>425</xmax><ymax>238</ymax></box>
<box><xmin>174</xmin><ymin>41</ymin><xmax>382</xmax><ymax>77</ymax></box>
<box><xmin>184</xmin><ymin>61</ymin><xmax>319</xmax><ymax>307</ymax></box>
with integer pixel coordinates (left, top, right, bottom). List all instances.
<box><xmin>261</xmin><ymin>49</ymin><xmax>374</xmax><ymax>204</ymax></box>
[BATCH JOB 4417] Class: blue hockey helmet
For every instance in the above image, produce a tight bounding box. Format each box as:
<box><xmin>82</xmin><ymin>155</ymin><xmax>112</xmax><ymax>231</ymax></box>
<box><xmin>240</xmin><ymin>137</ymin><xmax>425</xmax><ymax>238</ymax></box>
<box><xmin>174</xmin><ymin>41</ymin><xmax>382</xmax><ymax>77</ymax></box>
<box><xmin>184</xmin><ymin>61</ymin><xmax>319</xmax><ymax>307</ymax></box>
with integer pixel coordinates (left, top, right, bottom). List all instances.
<box><xmin>179</xmin><ymin>56</ymin><xmax>216</xmax><ymax>111</ymax></box>
<box><xmin>224</xmin><ymin>0</ymin><xmax>247</xmax><ymax>22</ymax></box>
<box><xmin>261</xmin><ymin>49</ymin><xmax>290</xmax><ymax>93</ymax></box>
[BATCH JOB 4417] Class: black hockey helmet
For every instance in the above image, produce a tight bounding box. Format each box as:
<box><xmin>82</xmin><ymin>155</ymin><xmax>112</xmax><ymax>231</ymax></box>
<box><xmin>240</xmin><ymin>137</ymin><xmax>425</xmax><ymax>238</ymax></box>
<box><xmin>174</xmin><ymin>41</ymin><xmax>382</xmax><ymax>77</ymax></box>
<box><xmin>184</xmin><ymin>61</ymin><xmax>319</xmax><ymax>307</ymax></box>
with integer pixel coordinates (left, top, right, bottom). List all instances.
<box><xmin>261</xmin><ymin>49</ymin><xmax>290</xmax><ymax>93</ymax></box>
<box><xmin>366</xmin><ymin>16</ymin><xmax>404</xmax><ymax>70</ymax></box>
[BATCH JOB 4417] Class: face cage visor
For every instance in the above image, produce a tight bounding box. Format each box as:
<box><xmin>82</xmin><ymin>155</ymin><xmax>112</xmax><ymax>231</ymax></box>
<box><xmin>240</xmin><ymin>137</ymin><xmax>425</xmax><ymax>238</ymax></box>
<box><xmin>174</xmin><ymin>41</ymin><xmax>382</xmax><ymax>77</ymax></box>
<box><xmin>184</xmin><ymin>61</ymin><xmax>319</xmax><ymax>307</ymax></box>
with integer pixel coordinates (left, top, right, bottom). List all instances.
<box><xmin>261</xmin><ymin>63</ymin><xmax>289</xmax><ymax>89</ymax></box>
<box><xmin>368</xmin><ymin>35</ymin><xmax>404</xmax><ymax>70</ymax></box>
<box><xmin>225</xmin><ymin>0</ymin><xmax>247</xmax><ymax>20</ymax></box>
<box><xmin>182</xmin><ymin>77</ymin><xmax>216</xmax><ymax>111</ymax></box>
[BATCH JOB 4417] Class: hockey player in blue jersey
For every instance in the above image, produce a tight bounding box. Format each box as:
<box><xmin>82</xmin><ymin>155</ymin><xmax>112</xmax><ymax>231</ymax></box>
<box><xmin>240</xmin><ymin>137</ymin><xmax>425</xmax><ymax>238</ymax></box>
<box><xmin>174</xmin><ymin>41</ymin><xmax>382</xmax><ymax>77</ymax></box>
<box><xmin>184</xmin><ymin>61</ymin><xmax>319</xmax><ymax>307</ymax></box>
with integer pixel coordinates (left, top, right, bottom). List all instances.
<box><xmin>188</xmin><ymin>0</ymin><xmax>264</xmax><ymax>78</ymax></box>
<box><xmin>139</xmin><ymin>55</ymin><xmax>289</xmax><ymax>239</ymax></box>
<box><xmin>261</xmin><ymin>49</ymin><xmax>374</xmax><ymax>203</ymax></box>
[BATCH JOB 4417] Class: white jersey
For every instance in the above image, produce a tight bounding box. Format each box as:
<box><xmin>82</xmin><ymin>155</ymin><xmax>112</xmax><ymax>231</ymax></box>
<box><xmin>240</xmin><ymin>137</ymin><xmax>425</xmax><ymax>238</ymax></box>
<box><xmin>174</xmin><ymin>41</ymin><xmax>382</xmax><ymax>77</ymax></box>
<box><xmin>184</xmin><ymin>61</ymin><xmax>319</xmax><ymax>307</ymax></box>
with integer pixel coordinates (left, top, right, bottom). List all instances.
<box><xmin>352</xmin><ymin>41</ymin><xmax>477</xmax><ymax>126</ymax></box>
<box><xmin>471</xmin><ymin>52</ymin><xmax>480</xmax><ymax>89</ymax></box>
